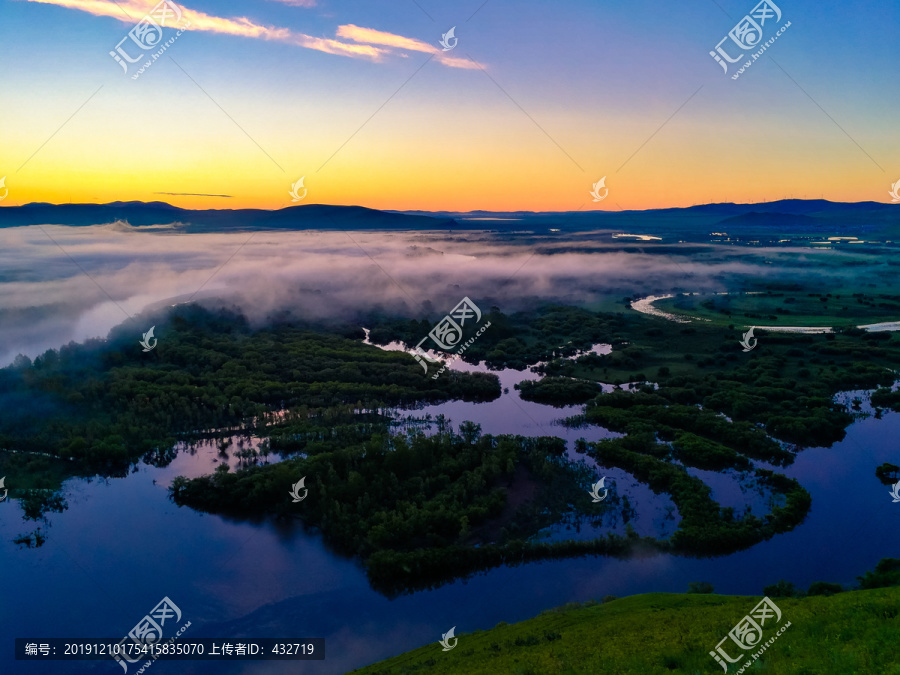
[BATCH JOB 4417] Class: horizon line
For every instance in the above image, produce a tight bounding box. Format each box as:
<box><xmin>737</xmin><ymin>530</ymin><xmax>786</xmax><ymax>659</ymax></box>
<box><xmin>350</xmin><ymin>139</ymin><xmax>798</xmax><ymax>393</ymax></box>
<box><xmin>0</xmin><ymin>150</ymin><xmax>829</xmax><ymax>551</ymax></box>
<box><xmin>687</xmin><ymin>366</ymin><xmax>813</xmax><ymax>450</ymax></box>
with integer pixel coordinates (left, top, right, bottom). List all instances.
<box><xmin>0</xmin><ymin>197</ymin><xmax>894</xmax><ymax>216</ymax></box>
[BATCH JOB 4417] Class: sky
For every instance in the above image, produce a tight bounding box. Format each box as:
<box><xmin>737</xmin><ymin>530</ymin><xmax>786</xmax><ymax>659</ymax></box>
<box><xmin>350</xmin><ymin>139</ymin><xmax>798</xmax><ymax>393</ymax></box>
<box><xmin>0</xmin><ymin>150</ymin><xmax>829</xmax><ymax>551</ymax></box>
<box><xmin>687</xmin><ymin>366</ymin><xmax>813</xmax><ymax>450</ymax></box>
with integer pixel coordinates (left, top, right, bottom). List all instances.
<box><xmin>0</xmin><ymin>0</ymin><xmax>898</xmax><ymax>211</ymax></box>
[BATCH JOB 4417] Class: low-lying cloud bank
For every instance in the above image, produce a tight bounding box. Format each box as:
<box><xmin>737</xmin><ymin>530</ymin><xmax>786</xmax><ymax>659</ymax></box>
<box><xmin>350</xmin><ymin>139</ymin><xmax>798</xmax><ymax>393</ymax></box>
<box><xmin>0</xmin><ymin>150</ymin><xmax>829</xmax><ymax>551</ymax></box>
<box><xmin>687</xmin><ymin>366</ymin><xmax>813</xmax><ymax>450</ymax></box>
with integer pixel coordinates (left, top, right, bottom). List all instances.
<box><xmin>0</xmin><ymin>225</ymin><xmax>772</xmax><ymax>365</ymax></box>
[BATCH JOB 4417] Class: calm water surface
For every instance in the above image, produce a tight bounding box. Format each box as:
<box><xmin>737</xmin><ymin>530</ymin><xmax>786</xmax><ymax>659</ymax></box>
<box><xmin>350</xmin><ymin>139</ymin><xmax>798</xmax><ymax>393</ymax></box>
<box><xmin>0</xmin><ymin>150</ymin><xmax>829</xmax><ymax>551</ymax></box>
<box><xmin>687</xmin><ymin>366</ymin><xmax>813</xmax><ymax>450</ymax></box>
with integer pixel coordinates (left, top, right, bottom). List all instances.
<box><xmin>2</xmin><ymin>346</ymin><xmax>899</xmax><ymax>674</ymax></box>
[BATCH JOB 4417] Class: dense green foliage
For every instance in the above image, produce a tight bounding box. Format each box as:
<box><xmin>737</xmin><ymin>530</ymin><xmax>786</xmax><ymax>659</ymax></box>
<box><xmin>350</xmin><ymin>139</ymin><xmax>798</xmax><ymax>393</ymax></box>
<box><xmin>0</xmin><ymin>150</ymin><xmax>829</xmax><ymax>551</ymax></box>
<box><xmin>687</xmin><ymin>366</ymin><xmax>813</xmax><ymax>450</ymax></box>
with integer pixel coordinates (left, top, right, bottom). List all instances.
<box><xmin>373</xmin><ymin>303</ymin><xmax>900</xmax><ymax>448</ymax></box>
<box><xmin>168</xmin><ymin>302</ymin><xmax>895</xmax><ymax>590</ymax></box>
<box><xmin>348</xmin><ymin>586</ymin><xmax>900</xmax><ymax>674</ymax></box>
<box><xmin>6</xmin><ymin>298</ymin><xmax>898</xmax><ymax>596</ymax></box>
<box><xmin>586</xmin><ymin>434</ymin><xmax>809</xmax><ymax>556</ymax></box>
<box><xmin>686</xmin><ymin>581</ymin><xmax>714</xmax><ymax>594</ymax></box>
<box><xmin>0</xmin><ymin>305</ymin><xmax>498</xmax><ymax>468</ymax></box>
<box><xmin>514</xmin><ymin>376</ymin><xmax>600</xmax><ymax>406</ymax></box>
<box><xmin>858</xmin><ymin>558</ymin><xmax>900</xmax><ymax>590</ymax></box>
<box><xmin>171</xmin><ymin>427</ymin><xmax>618</xmax><ymax>595</ymax></box>
<box><xmin>762</xmin><ymin>579</ymin><xmax>800</xmax><ymax>598</ymax></box>
<box><xmin>481</xmin><ymin>304</ymin><xmax>900</xmax><ymax>563</ymax></box>
<box><xmin>662</xmin><ymin>289</ymin><xmax>900</xmax><ymax>326</ymax></box>
<box><xmin>365</xmin><ymin>535</ymin><xmax>641</xmax><ymax>597</ymax></box>
<box><xmin>577</xmin><ymin>329</ymin><xmax>887</xmax><ymax>447</ymax></box>
<box><xmin>872</xmin><ymin>386</ymin><xmax>900</xmax><ymax>411</ymax></box>
<box><xmin>373</xmin><ymin>305</ymin><xmax>900</xmax><ymax>438</ymax></box>
<box><xmin>368</xmin><ymin>305</ymin><xmax>611</xmax><ymax>371</ymax></box>
<box><xmin>806</xmin><ymin>581</ymin><xmax>845</xmax><ymax>596</ymax></box>
<box><xmin>0</xmin><ymin>451</ymin><xmax>70</xmax><ymax>546</ymax></box>
<box><xmin>583</xmin><ymin>390</ymin><xmax>790</xmax><ymax>465</ymax></box>
<box><xmin>875</xmin><ymin>462</ymin><xmax>900</xmax><ymax>484</ymax></box>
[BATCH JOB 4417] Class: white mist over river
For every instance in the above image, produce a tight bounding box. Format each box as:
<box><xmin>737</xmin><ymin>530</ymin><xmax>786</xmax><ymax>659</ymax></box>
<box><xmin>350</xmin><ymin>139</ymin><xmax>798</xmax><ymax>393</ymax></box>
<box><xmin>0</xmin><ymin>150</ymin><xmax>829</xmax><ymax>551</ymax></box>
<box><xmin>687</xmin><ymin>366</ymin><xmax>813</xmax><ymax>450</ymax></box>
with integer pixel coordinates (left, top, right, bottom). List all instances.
<box><xmin>0</xmin><ymin>225</ymin><xmax>768</xmax><ymax>367</ymax></box>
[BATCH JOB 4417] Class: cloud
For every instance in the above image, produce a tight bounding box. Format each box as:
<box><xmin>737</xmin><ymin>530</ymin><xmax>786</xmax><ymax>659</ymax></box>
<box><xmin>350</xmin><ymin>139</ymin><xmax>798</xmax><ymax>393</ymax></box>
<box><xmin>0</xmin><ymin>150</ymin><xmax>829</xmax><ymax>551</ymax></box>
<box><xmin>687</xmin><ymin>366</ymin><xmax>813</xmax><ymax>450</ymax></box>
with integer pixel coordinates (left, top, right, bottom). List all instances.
<box><xmin>434</xmin><ymin>53</ymin><xmax>481</xmax><ymax>70</ymax></box>
<box><xmin>25</xmin><ymin>0</ymin><xmax>479</xmax><ymax>67</ymax></box>
<box><xmin>153</xmin><ymin>192</ymin><xmax>233</xmax><ymax>197</ymax></box>
<box><xmin>337</xmin><ymin>24</ymin><xmax>435</xmax><ymax>54</ymax></box>
<box><xmin>0</xmin><ymin>225</ymin><xmax>781</xmax><ymax>366</ymax></box>
<box><xmin>289</xmin><ymin>34</ymin><xmax>386</xmax><ymax>60</ymax></box>
<box><xmin>338</xmin><ymin>24</ymin><xmax>483</xmax><ymax>69</ymax></box>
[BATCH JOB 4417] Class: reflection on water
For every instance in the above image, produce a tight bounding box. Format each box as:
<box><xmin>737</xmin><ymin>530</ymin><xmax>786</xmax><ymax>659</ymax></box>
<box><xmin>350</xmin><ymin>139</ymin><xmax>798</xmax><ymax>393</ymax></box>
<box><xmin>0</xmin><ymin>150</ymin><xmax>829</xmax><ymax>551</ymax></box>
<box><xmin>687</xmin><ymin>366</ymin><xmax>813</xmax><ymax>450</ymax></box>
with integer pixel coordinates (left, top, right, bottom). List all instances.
<box><xmin>3</xmin><ymin>342</ymin><xmax>900</xmax><ymax>673</ymax></box>
<box><xmin>377</xmin><ymin>337</ymin><xmax>682</xmax><ymax>542</ymax></box>
<box><xmin>171</xmin><ymin>435</ymin><xmax>288</xmax><ymax>479</ymax></box>
<box><xmin>684</xmin><ymin>467</ymin><xmax>780</xmax><ymax>519</ymax></box>
<box><xmin>535</xmin><ymin>465</ymin><xmax>681</xmax><ymax>542</ymax></box>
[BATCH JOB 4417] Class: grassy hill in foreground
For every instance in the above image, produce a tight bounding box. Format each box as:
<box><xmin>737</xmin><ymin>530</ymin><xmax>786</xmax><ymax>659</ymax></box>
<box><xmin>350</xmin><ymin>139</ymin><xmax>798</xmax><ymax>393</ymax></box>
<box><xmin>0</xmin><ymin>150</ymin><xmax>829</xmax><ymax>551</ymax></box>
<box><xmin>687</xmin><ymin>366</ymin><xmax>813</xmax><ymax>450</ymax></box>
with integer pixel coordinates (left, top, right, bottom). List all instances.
<box><xmin>348</xmin><ymin>589</ymin><xmax>900</xmax><ymax>675</ymax></box>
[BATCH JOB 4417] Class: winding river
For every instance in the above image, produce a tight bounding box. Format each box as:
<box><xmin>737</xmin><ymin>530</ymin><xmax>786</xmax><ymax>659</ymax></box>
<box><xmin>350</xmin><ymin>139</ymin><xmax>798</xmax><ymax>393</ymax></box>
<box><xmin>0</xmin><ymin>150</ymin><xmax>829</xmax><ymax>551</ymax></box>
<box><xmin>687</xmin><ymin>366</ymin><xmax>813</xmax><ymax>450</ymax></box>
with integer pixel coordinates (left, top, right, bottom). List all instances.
<box><xmin>2</xmin><ymin>343</ymin><xmax>900</xmax><ymax>674</ymax></box>
<box><xmin>631</xmin><ymin>294</ymin><xmax>900</xmax><ymax>333</ymax></box>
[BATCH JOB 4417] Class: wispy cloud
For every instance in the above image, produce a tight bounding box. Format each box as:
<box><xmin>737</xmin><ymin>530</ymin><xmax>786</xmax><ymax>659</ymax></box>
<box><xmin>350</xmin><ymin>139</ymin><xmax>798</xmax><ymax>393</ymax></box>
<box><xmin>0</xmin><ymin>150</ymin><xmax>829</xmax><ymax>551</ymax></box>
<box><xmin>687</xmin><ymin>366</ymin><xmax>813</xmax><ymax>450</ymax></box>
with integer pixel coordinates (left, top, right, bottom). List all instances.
<box><xmin>337</xmin><ymin>24</ymin><xmax>435</xmax><ymax>54</ymax></box>
<box><xmin>153</xmin><ymin>192</ymin><xmax>233</xmax><ymax>197</ymax></box>
<box><xmin>25</xmin><ymin>0</ymin><xmax>479</xmax><ymax>66</ymax></box>
<box><xmin>338</xmin><ymin>24</ymin><xmax>483</xmax><ymax>69</ymax></box>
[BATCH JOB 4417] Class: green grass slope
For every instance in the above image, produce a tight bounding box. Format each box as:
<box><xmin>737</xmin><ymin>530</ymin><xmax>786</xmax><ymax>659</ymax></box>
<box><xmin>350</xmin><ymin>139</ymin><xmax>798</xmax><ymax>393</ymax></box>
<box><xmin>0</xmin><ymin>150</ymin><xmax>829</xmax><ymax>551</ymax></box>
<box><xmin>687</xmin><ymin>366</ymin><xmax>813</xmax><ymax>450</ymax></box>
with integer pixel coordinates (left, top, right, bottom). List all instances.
<box><xmin>348</xmin><ymin>589</ymin><xmax>900</xmax><ymax>675</ymax></box>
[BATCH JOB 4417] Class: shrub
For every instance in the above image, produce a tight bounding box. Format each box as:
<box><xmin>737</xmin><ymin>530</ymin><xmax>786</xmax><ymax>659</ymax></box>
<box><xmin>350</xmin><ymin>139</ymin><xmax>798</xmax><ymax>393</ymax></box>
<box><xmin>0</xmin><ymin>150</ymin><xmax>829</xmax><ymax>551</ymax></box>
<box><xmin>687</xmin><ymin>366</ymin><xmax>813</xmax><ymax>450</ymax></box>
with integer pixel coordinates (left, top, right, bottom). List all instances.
<box><xmin>687</xmin><ymin>581</ymin><xmax>714</xmax><ymax>594</ymax></box>
<box><xmin>858</xmin><ymin>558</ymin><xmax>900</xmax><ymax>589</ymax></box>
<box><xmin>763</xmin><ymin>579</ymin><xmax>799</xmax><ymax>598</ymax></box>
<box><xmin>807</xmin><ymin>581</ymin><xmax>844</xmax><ymax>596</ymax></box>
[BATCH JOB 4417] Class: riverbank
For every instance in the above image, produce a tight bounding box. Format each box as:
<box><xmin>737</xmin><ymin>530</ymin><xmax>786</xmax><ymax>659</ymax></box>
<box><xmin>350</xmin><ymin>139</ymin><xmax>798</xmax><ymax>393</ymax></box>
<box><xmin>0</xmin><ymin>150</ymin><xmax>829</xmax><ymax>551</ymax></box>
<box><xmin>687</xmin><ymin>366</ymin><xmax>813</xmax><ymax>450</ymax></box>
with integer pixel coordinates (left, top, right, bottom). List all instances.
<box><xmin>631</xmin><ymin>293</ymin><xmax>900</xmax><ymax>333</ymax></box>
<box><xmin>348</xmin><ymin>585</ymin><xmax>900</xmax><ymax>674</ymax></box>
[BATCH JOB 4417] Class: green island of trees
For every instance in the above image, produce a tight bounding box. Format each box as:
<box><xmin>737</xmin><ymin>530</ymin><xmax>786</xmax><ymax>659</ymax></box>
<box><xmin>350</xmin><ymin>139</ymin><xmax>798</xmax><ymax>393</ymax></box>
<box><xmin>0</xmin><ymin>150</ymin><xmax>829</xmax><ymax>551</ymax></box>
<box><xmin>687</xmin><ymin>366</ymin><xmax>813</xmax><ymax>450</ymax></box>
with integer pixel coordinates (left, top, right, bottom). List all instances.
<box><xmin>171</xmin><ymin>426</ymin><xmax>638</xmax><ymax>596</ymax></box>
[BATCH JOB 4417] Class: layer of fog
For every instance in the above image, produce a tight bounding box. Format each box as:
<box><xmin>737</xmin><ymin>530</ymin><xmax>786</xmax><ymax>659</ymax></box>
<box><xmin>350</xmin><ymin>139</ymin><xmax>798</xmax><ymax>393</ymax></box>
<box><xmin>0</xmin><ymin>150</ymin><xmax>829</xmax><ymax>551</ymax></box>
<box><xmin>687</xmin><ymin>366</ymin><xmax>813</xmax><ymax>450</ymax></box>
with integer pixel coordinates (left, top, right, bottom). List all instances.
<box><xmin>0</xmin><ymin>224</ymin><xmax>794</xmax><ymax>366</ymax></box>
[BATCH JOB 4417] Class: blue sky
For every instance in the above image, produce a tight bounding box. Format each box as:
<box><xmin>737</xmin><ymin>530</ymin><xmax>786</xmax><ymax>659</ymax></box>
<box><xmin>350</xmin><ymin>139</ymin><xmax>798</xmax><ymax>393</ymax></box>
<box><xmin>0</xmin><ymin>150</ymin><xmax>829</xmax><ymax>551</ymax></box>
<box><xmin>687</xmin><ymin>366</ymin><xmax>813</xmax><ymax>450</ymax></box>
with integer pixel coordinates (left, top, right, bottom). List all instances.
<box><xmin>0</xmin><ymin>0</ymin><xmax>897</xmax><ymax>210</ymax></box>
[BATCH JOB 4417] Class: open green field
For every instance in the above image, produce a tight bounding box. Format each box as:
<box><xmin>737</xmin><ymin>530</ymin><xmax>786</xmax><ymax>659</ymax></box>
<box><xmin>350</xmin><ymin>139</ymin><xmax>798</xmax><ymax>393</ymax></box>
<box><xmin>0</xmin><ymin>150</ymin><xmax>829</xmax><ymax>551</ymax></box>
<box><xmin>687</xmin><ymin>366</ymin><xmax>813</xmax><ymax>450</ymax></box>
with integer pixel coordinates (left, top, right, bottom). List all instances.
<box><xmin>654</xmin><ymin>289</ymin><xmax>900</xmax><ymax>328</ymax></box>
<box><xmin>349</xmin><ymin>588</ymin><xmax>900</xmax><ymax>675</ymax></box>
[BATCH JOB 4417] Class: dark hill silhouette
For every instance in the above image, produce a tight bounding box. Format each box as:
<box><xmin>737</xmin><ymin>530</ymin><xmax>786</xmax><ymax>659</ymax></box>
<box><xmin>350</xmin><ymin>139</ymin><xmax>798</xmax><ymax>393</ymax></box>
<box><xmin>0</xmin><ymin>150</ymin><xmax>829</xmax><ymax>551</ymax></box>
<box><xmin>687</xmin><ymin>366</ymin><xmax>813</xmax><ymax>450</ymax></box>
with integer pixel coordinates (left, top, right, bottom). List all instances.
<box><xmin>1</xmin><ymin>199</ymin><xmax>897</xmax><ymax>240</ymax></box>
<box><xmin>0</xmin><ymin>202</ymin><xmax>457</xmax><ymax>231</ymax></box>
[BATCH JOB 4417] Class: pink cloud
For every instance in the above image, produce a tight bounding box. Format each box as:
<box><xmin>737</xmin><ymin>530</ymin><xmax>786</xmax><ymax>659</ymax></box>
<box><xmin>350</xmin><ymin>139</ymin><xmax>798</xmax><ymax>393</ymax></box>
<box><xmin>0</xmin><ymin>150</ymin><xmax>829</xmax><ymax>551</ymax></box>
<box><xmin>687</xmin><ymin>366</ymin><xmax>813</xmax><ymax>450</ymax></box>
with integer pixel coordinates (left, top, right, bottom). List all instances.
<box><xmin>26</xmin><ymin>0</ymin><xmax>481</xmax><ymax>67</ymax></box>
<box><xmin>338</xmin><ymin>24</ymin><xmax>483</xmax><ymax>69</ymax></box>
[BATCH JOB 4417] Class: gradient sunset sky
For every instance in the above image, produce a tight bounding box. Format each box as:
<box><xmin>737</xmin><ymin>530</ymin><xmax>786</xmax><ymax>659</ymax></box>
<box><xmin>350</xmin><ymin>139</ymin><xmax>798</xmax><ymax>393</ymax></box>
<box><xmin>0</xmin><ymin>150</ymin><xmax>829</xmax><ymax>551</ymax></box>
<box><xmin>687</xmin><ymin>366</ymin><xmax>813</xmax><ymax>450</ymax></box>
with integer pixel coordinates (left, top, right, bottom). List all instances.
<box><xmin>1</xmin><ymin>0</ymin><xmax>898</xmax><ymax>211</ymax></box>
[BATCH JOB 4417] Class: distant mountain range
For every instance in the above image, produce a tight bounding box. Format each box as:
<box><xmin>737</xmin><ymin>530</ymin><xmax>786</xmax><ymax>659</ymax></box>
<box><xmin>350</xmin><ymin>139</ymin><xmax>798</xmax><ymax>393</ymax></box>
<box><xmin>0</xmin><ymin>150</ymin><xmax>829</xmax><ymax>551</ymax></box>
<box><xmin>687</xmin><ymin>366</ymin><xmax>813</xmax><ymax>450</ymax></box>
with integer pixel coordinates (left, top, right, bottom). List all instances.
<box><xmin>399</xmin><ymin>199</ymin><xmax>899</xmax><ymax>218</ymax></box>
<box><xmin>0</xmin><ymin>202</ymin><xmax>455</xmax><ymax>232</ymax></box>
<box><xmin>1</xmin><ymin>200</ymin><xmax>897</xmax><ymax>240</ymax></box>
<box><xmin>403</xmin><ymin>199</ymin><xmax>900</xmax><ymax>240</ymax></box>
